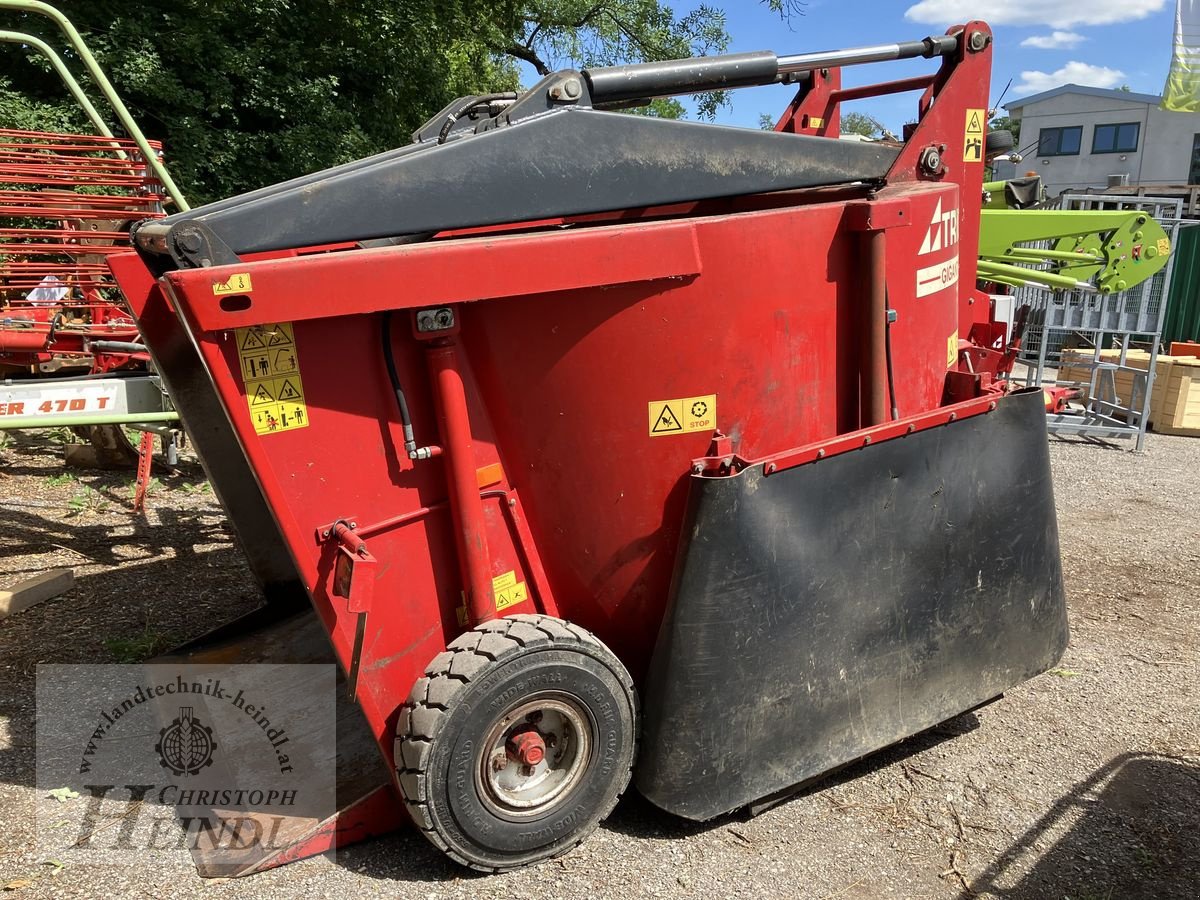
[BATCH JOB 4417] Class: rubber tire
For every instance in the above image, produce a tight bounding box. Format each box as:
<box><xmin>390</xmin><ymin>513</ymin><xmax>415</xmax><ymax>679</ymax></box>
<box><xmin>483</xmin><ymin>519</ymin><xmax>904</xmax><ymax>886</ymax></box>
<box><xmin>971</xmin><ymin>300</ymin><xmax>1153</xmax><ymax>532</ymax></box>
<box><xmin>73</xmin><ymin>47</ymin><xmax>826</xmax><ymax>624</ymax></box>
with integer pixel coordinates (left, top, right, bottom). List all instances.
<box><xmin>394</xmin><ymin>614</ymin><xmax>638</xmax><ymax>871</ymax></box>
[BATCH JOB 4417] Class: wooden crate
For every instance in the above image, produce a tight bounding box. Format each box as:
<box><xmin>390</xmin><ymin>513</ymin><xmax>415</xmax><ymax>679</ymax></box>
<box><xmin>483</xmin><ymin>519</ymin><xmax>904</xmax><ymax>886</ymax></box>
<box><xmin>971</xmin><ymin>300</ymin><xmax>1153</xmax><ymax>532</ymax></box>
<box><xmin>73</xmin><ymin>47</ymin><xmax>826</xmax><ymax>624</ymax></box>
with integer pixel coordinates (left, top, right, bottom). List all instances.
<box><xmin>1056</xmin><ymin>349</ymin><xmax>1152</xmax><ymax>411</ymax></box>
<box><xmin>1153</xmin><ymin>356</ymin><xmax>1200</xmax><ymax>436</ymax></box>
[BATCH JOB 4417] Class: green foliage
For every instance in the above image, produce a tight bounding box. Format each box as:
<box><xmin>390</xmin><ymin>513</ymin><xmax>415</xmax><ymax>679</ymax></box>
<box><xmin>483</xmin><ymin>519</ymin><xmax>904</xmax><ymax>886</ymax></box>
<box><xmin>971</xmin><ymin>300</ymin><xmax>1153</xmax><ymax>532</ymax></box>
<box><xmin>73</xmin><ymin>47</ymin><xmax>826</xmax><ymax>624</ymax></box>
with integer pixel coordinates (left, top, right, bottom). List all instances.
<box><xmin>0</xmin><ymin>1</ymin><xmax>739</xmax><ymax>204</ymax></box>
<box><xmin>0</xmin><ymin>76</ymin><xmax>88</xmax><ymax>132</ymax></box>
<box><xmin>840</xmin><ymin>111</ymin><xmax>883</xmax><ymax>138</ymax></box>
<box><xmin>65</xmin><ymin>487</ymin><xmax>108</xmax><ymax>517</ymax></box>
<box><xmin>491</xmin><ymin>1</ymin><xmax>731</xmax><ymax>118</ymax></box>
<box><xmin>758</xmin><ymin>112</ymin><xmax>776</xmax><ymax>130</ymax></box>
<box><xmin>493</xmin><ymin>1</ymin><xmax>728</xmax><ymax>73</ymax></box>
<box><xmin>127</xmin><ymin>476</ymin><xmax>161</xmax><ymax>499</ymax></box>
<box><xmin>104</xmin><ymin>628</ymin><xmax>175</xmax><ymax>663</ymax></box>
<box><xmin>176</xmin><ymin>479</ymin><xmax>213</xmax><ymax>495</ymax></box>
<box><xmin>628</xmin><ymin>97</ymin><xmax>688</xmax><ymax>119</ymax></box>
<box><xmin>764</xmin><ymin>0</ymin><xmax>808</xmax><ymax>19</ymax></box>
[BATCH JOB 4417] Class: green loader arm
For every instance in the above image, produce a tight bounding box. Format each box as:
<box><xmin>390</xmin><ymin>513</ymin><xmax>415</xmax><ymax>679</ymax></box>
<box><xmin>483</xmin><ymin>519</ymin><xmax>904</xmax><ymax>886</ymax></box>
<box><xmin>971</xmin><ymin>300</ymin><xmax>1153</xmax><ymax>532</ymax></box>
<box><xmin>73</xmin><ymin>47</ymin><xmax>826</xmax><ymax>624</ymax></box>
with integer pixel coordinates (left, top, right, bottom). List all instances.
<box><xmin>978</xmin><ymin>181</ymin><xmax>1170</xmax><ymax>294</ymax></box>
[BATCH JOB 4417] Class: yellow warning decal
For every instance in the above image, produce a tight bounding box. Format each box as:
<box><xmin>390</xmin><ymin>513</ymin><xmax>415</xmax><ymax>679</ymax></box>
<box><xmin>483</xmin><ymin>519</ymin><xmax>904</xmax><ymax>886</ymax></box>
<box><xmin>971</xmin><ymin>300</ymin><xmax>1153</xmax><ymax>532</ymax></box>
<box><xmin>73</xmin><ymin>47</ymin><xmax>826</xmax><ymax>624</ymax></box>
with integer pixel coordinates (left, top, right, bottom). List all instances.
<box><xmin>213</xmin><ymin>272</ymin><xmax>253</xmax><ymax>295</ymax></box>
<box><xmin>492</xmin><ymin>570</ymin><xmax>529</xmax><ymax>611</ymax></box>
<box><xmin>234</xmin><ymin>322</ymin><xmax>309</xmax><ymax>435</ymax></box>
<box><xmin>947</xmin><ymin>330</ymin><xmax>959</xmax><ymax>368</ymax></box>
<box><xmin>963</xmin><ymin>108</ymin><xmax>985</xmax><ymax>163</ymax></box>
<box><xmin>647</xmin><ymin>394</ymin><xmax>717</xmax><ymax>437</ymax></box>
<box><xmin>1157</xmin><ymin>237</ymin><xmax>1171</xmax><ymax>256</ymax></box>
<box><xmin>809</xmin><ymin>116</ymin><xmax>824</xmax><ymax>128</ymax></box>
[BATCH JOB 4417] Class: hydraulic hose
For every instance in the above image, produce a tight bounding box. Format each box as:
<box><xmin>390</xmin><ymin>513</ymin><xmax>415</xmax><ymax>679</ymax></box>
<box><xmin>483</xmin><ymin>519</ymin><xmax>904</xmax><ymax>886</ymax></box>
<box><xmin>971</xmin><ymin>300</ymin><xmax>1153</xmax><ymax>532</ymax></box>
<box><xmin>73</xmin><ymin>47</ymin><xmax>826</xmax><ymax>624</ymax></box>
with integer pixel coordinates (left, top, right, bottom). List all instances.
<box><xmin>382</xmin><ymin>311</ymin><xmax>415</xmax><ymax>450</ymax></box>
<box><xmin>884</xmin><ymin>287</ymin><xmax>899</xmax><ymax>421</ymax></box>
<box><xmin>381</xmin><ymin>310</ymin><xmax>439</xmax><ymax>461</ymax></box>
<box><xmin>437</xmin><ymin>92</ymin><xmax>519</xmax><ymax>144</ymax></box>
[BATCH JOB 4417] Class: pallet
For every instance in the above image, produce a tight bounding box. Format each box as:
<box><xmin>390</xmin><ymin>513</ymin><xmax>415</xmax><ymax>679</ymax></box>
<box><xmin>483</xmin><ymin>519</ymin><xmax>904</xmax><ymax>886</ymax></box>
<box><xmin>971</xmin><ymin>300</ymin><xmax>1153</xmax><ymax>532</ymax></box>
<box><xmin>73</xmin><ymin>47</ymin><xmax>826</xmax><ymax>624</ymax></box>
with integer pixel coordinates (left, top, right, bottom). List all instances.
<box><xmin>1153</xmin><ymin>355</ymin><xmax>1200</xmax><ymax>435</ymax></box>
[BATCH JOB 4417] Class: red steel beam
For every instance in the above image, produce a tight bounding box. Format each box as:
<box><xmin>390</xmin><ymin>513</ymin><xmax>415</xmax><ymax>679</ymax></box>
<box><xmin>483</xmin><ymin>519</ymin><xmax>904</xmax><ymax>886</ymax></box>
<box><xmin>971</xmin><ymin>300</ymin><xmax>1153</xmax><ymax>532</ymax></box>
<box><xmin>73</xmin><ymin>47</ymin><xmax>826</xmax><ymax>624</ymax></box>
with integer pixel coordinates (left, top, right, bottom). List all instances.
<box><xmin>426</xmin><ymin>337</ymin><xmax>497</xmax><ymax>627</ymax></box>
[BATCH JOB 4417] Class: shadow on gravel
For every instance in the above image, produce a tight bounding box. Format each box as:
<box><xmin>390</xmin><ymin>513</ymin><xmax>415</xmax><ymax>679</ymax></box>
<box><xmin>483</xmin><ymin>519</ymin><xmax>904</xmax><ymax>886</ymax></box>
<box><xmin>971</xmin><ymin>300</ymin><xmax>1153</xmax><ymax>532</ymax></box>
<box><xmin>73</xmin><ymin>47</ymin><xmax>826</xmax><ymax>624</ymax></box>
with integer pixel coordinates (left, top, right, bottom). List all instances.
<box><xmin>325</xmin><ymin>711</ymin><xmax>986</xmax><ymax>885</ymax></box>
<box><xmin>1</xmin><ymin>428</ymin><xmax>209</xmax><ymax>484</ymax></box>
<box><xmin>1048</xmin><ymin>435</ymin><xmax>1127</xmax><ymax>452</ymax></box>
<box><xmin>603</xmin><ymin>710</ymin><xmax>982</xmax><ymax>840</ymax></box>
<box><xmin>962</xmin><ymin>752</ymin><xmax>1200</xmax><ymax>900</ymax></box>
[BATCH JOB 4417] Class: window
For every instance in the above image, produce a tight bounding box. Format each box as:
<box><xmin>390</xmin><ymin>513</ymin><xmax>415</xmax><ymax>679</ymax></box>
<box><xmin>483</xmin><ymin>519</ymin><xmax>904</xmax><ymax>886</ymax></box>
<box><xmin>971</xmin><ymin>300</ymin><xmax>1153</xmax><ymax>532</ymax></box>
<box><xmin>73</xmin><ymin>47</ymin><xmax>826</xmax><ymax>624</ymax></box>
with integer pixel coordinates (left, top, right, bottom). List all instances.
<box><xmin>1038</xmin><ymin>126</ymin><xmax>1082</xmax><ymax>157</ymax></box>
<box><xmin>1092</xmin><ymin>122</ymin><xmax>1140</xmax><ymax>154</ymax></box>
<box><xmin>1189</xmin><ymin>134</ymin><xmax>1200</xmax><ymax>185</ymax></box>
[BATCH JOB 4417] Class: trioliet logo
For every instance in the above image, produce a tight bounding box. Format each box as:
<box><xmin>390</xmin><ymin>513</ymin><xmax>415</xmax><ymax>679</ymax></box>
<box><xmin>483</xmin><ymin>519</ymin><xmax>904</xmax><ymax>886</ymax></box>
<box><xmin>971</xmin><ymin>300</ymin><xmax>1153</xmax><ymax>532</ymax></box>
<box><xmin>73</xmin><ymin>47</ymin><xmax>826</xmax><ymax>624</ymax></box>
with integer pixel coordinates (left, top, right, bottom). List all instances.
<box><xmin>918</xmin><ymin>199</ymin><xmax>959</xmax><ymax>256</ymax></box>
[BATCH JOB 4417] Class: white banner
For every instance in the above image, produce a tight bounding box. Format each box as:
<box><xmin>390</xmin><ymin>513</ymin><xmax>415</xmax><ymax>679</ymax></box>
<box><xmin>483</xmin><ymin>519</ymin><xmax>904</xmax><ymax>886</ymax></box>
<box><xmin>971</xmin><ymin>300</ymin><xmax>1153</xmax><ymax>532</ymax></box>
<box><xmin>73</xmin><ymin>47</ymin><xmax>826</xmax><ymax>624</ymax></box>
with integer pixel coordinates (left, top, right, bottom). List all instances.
<box><xmin>1163</xmin><ymin>0</ymin><xmax>1200</xmax><ymax>111</ymax></box>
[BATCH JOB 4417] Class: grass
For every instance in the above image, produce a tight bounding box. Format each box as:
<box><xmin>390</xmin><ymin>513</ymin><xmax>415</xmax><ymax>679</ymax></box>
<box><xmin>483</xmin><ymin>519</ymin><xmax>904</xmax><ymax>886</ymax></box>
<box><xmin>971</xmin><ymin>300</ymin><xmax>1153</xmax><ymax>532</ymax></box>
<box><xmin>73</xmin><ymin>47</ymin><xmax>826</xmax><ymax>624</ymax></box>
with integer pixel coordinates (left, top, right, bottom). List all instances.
<box><xmin>45</xmin><ymin>472</ymin><xmax>75</xmax><ymax>487</ymax></box>
<box><xmin>43</xmin><ymin>426</ymin><xmax>74</xmax><ymax>445</ymax></box>
<box><xmin>177</xmin><ymin>480</ymin><xmax>213</xmax><ymax>495</ymax></box>
<box><xmin>127</xmin><ymin>476</ymin><xmax>162</xmax><ymax>499</ymax></box>
<box><xmin>104</xmin><ymin>629</ymin><xmax>176</xmax><ymax>663</ymax></box>
<box><xmin>65</xmin><ymin>487</ymin><xmax>109</xmax><ymax>518</ymax></box>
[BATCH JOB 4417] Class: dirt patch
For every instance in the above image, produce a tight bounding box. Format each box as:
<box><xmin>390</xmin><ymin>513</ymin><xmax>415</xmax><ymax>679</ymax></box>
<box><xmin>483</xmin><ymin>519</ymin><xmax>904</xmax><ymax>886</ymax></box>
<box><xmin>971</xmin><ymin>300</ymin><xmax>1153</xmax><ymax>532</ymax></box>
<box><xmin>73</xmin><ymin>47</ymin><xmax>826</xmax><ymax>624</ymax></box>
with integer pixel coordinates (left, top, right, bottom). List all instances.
<box><xmin>0</xmin><ymin>428</ymin><xmax>1197</xmax><ymax>898</ymax></box>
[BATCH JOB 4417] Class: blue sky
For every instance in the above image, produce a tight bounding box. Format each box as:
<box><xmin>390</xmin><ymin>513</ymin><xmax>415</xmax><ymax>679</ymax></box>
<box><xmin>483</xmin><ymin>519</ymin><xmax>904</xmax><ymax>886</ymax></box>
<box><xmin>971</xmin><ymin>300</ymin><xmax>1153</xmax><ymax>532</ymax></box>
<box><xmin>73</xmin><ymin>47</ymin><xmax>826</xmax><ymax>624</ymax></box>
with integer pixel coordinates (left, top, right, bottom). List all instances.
<box><xmin>532</xmin><ymin>1</ymin><xmax>1178</xmax><ymax>132</ymax></box>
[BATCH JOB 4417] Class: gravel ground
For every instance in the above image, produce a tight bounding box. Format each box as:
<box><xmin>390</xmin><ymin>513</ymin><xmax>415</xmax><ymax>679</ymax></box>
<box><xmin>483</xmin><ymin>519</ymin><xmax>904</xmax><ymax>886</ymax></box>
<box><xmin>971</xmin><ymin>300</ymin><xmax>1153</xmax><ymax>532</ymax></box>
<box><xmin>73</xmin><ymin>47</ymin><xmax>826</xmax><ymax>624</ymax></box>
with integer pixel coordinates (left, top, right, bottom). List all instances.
<box><xmin>0</xmin><ymin>427</ymin><xmax>1197</xmax><ymax>899</ymax></box>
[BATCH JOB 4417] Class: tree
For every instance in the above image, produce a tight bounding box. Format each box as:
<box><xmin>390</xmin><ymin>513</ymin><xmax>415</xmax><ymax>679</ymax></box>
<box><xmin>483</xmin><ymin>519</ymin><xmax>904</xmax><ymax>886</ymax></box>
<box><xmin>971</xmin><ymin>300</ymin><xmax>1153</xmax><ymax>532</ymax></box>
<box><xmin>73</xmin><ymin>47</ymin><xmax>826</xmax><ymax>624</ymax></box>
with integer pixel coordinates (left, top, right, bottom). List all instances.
<box><xmin>840</xmin><ymin>111</ymin><xmax>883</xmax><ymax>138</ymax></box>
<box><xmin>485</xmin><ymin>2</ymin><xmax>731</xmax><ymax>117</ymax></box>
<box><xmin>0</xmin><ymin>1</ymin><xmax>732</xmax><ymax>204</ymax></box>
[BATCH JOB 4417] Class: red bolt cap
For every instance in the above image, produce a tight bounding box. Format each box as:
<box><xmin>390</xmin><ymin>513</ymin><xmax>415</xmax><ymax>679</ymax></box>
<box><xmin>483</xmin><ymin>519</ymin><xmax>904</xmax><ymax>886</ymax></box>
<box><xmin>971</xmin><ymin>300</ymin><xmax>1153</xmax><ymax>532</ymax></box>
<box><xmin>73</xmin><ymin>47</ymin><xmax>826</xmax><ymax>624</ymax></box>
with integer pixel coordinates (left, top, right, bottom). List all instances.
<box><xmin>507</xmin><ymin>729</ymin><xmax>546</xmax><ymax>766</ymax></box>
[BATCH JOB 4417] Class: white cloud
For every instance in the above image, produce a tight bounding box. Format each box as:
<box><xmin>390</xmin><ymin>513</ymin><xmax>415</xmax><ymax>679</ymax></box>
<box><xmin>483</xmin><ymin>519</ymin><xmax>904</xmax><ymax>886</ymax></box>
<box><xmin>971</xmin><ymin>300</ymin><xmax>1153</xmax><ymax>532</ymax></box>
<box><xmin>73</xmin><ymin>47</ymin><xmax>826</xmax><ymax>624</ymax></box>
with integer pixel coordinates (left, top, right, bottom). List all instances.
<box><xmin>904</xmin><ymin>0</ymin><xmax>1166</xmax><ymax>29</ymax></box>
<box><xmin>1014</xmin><ymin>61</ymin><xmax>1126</xmax><ymax>95</ymax></box>
<box><xmin>1021</xmin><ymin>31</ymin><xmax>1086</xmax><ymax>49</ymax></box>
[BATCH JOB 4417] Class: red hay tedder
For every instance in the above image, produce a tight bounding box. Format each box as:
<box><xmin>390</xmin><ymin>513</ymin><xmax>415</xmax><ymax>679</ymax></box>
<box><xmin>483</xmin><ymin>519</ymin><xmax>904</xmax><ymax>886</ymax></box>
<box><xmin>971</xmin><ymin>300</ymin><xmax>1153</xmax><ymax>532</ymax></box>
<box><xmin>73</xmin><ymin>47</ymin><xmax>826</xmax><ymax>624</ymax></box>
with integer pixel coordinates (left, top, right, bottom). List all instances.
<box><xmin>0</xmin><ymin>128</ymin><xmax>164</xmax><ymax>374</ymax></box>
<box><xmin>105</xmin><ymin>19</ymin><xmax>1068</xmax><ymax>875</ymax></box>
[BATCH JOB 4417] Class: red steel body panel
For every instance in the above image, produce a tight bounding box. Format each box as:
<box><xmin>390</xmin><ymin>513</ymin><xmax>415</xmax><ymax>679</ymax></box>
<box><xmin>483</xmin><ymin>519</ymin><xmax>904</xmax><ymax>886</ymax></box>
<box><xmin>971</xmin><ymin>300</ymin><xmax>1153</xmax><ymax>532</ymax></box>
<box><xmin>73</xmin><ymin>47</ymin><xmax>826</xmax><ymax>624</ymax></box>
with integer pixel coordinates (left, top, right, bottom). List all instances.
<box><xmin>118</xmin><ymin>178</ymin><xmax>969</xmax><ymax>742</ymax></box>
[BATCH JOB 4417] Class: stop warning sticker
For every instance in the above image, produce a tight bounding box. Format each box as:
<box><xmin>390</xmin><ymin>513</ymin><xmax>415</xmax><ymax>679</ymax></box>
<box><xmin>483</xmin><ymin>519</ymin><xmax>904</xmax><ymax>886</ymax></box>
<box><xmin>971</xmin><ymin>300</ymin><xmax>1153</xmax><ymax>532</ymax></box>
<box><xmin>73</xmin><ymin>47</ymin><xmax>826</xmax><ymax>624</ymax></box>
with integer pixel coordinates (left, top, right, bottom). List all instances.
<box><xmin>647</xmin><ymin>394</ymin><xmax>716</xmax><ymax>437</ymax></box>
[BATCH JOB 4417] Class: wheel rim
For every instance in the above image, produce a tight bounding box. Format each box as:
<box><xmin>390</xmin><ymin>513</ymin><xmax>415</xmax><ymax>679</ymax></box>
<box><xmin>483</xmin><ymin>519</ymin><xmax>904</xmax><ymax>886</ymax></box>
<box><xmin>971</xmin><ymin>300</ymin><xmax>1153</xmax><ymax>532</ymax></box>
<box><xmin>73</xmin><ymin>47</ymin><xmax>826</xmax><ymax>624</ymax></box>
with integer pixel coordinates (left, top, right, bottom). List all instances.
<box><xmin>476</xmin><ymin>693</ymin><xmax>592</xmax><ymax>818</ymax></box>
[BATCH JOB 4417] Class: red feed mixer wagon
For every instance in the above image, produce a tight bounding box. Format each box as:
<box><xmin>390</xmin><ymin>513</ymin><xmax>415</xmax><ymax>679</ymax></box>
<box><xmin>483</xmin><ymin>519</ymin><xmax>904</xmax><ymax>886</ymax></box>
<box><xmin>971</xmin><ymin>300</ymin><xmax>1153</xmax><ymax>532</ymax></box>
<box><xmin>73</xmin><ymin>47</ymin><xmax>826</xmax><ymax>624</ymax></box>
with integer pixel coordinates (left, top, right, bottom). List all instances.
<box><xmin>110</xmin><ymin>20</ymin><xmax>1068</xmax><ymax>873</ymax></box>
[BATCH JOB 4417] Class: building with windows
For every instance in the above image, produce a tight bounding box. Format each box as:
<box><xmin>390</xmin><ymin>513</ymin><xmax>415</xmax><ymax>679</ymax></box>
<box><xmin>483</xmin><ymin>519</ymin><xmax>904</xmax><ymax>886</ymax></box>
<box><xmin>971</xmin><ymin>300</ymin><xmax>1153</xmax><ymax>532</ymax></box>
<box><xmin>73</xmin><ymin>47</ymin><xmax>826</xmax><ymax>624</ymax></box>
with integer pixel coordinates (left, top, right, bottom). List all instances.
<box><xmin>999</xmin><ymin>85</ymin><xmax>1200</xmax><ymax>196</ymax></box>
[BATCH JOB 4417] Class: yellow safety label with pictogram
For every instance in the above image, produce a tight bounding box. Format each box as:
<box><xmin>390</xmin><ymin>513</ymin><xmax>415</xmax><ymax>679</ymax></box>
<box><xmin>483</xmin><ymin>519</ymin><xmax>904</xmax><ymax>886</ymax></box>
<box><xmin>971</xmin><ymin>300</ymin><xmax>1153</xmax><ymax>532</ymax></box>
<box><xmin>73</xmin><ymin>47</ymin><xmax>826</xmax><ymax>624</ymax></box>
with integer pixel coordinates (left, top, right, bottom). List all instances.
<box><xmin>492</xmin><ymin>570</ymin><xmax>529</xmax><ymax>611</ymax></box>
<box><xmin>213</xmin><ymin>272</ymin><xmax>253</xmax><ymax>295</ymax></box>
<box><xmin>963</xmin><ymin>108</ymin><xmax>985</xmax><ymax>162</ymax></box>
<box><xmin>647</xmin><ymin>394</ymin><xmax>717</xmax><ymax>437</ymax></box>
<box><xmin>234</xmin><ymin>322</ymin><xmax>310</xmax><ymax>435</ymax></box>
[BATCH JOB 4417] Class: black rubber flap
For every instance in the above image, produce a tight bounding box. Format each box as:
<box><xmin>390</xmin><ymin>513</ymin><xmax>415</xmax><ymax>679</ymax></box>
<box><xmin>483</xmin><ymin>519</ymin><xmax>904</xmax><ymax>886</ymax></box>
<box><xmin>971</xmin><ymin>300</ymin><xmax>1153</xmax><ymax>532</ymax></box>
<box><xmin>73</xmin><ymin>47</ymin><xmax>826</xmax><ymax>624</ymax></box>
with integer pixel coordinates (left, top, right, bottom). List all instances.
<box><xmin>636</xmin><ymin>389</ymin><xmax>1068</xmax><ymax>820</ymax></box>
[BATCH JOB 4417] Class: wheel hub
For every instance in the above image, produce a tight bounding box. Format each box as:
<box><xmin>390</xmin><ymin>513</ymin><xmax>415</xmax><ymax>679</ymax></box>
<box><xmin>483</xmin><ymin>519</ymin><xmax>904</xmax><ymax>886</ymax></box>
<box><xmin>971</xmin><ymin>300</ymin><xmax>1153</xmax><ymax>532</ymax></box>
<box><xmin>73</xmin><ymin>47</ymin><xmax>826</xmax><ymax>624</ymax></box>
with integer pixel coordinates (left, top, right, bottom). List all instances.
<box><xmin>476</xmin><ymin>694</ymin><xmax>591</xmax><ymax>818</ymax></box>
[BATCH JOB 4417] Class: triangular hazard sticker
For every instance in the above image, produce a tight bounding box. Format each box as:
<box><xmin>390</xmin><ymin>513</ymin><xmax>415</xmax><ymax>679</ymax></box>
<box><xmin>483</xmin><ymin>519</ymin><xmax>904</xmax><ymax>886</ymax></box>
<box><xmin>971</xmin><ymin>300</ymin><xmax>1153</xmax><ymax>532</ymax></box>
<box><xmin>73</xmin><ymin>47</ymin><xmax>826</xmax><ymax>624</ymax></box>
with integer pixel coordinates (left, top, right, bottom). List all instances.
<box><xmin>277</xmin><ymin>379</ymin><xmax>302</xmax><ymax>401</ymax></box>
<box><xmin>652</xmin><ymin>405</ymin><xmax>684</xmax><ymax>433</ymax></box>
<box><xmin>240</xmin><ymin>330</ymin><xmax>266</xmax><ymax>351</ymax></box>
<box><xmin>250</xmin><ymin>383</ymin><xmax>274</xmax><ymax>405</ymax></box>
<box><xmin>967</xmin><ymin>111</ymin><xmax>982</xmax><ymax>133</ymax></box>
<box><xmin>266</xmin><ymin>328</ymin><xmax>292</xmax><ymax>347</ymax></box>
